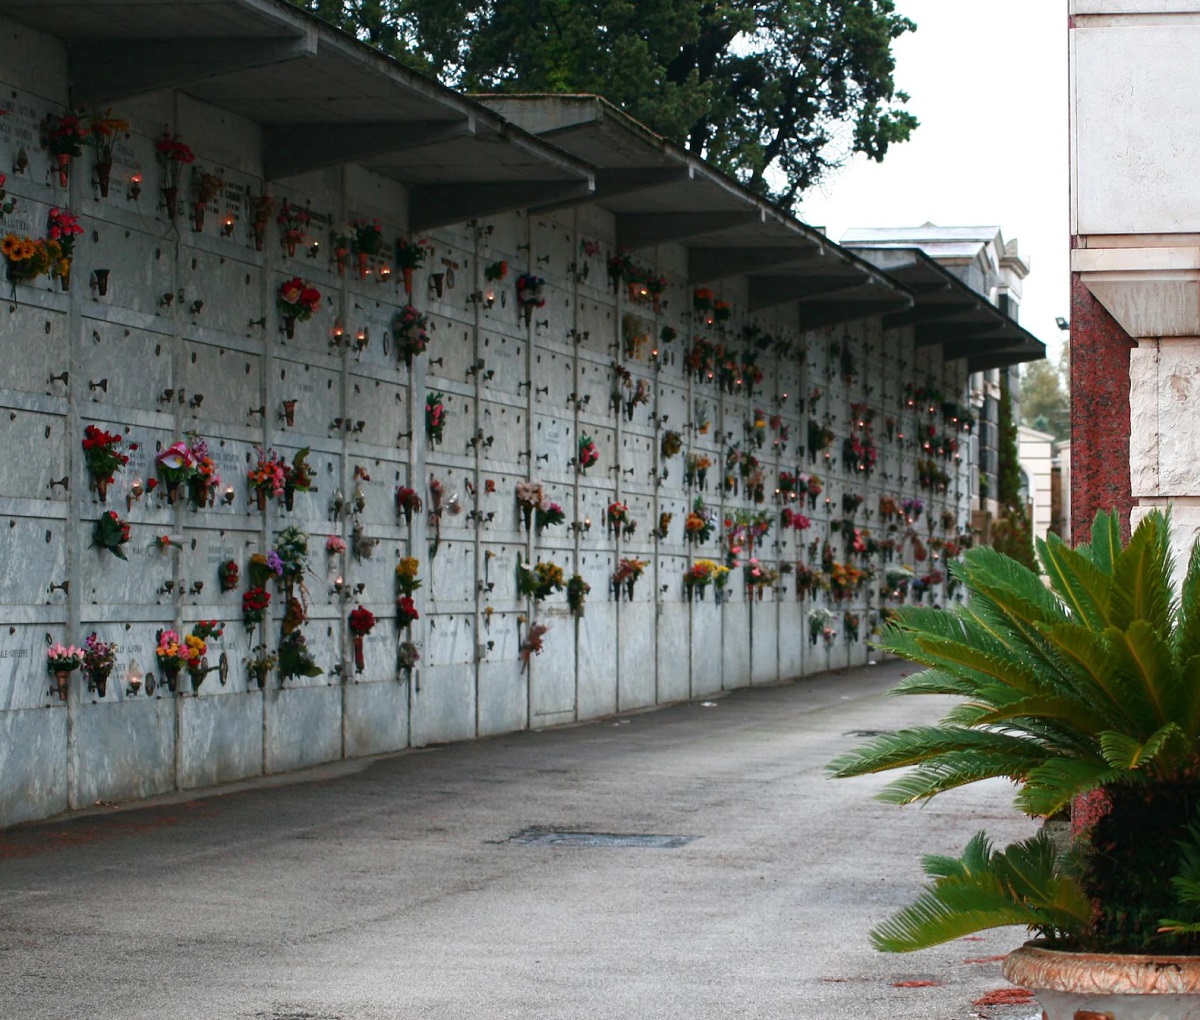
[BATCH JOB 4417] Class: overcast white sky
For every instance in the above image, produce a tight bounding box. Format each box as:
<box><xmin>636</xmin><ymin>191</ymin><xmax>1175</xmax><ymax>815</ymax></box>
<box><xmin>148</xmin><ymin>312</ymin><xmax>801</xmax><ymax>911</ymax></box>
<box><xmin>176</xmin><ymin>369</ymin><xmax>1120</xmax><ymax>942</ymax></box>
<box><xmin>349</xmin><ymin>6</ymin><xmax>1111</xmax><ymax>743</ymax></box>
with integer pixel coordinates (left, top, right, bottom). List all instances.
<box><xmin>795</xmin><ymin>0</ymin><xmax>1069</xmax><ymax>366</ymax></box>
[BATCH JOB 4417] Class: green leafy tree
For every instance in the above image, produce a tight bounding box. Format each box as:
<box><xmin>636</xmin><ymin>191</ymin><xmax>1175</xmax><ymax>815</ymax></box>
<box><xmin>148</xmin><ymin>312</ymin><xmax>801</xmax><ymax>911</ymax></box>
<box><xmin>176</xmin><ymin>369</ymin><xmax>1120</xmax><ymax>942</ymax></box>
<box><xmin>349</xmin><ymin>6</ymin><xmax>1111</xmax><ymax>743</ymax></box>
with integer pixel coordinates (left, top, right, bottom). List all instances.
<box><xmin>1020</xmin><ymin>355</ymin><xmax>1069</xmax><ymax>441</ymax></box>
<box><xmin>295</xmin><ymin>0</ymin><xmax>918</xmax><ymax>210</ymax></box>
<box><xmin>992</xmin><ymin>370</ymin><xmax>1035</xmax><ymax>570</ymax></box>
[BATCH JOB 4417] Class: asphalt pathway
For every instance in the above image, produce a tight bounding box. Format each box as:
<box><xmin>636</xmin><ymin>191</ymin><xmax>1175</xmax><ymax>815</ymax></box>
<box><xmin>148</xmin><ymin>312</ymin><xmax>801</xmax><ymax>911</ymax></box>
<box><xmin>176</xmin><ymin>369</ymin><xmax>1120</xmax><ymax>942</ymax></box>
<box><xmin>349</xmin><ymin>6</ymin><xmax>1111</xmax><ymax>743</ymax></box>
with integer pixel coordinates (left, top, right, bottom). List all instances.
<box><xmin>0</xmin><ymin>660</ymin><xmax>1040</xmax><ymax>1020</ymax></box>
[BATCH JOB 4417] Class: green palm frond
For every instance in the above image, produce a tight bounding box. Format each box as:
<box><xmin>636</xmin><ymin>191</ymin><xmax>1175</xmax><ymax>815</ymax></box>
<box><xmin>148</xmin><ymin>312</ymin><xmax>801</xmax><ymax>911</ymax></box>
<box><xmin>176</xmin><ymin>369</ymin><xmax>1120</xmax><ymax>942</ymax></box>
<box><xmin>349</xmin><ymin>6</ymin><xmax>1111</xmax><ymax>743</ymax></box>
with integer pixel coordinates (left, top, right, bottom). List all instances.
<box><xmin>889</xmin><ymin>669</ymin><xmax>979</xmax><ymax>699</ymax></box>
<box><xmin>1105</xmin><ymin>621</ymin><xmax>1178</xmax><ymax>730</ymax></box>
<box><xmin>1077</xmin><ymin>508</ymin><xmax>1122</xmax><ymax>576</ymax></box>
<box><xmin>1032</xmin><ymin>621</ymin><xmax>1145</xmax><ymax>733</ymax></box>
<box><xmin>1111</xmin><ymin>513</ymin><xmax>1175</xmax><ymax>637</ymax></box>
<box><xmin>828</xmin><ymin>726</ymin><xmax>1050</xmax><ymax>804</ymax></box>
<box><xmin>1016</xmin><ymin>757</ymin><xmax>1133</xmax><ymax>817</ymax></box>
<box><xmin>870</xmin><ymin>831</ymin><xmax>1093</xmax><ymax>952</ymax></box>
<box><xmin>1097</xmin><ymin>723</ymin><xmax>1187</xmax><ymax>771</ymax></box>
<box><xmin>877</xmin><ymin>750</ymin><xmax>1047</xmax><ymax>805</ymax></box>
<box><xmin>832</xmin><ymin>509</ymin><xmax>1200</xmax><ymax>955</ymax></box>
<box><xmin>1037</xmin><ymin>533</ymin><xmax>1113</xmax><ymax>629</ymax></box>
<box><xmin>1176</xmin><ymin>543</ymin><xmax>1200</xmax><ymax>665</ymax></box>
<box><xmin>1160</xmin><ymin>821</ymin><xmax>1200</xmax><ymax>935</ymax></box>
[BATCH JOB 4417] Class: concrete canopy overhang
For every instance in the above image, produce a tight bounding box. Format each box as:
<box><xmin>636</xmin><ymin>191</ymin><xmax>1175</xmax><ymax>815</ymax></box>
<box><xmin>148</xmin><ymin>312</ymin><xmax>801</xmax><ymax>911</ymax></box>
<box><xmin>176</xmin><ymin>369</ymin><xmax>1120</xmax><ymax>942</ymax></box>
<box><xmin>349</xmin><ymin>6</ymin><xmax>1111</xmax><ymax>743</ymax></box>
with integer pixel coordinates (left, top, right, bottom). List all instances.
<box><xmin>846</xmin><ymin>246</ymin><xmax>1045</xmax><ymax>371</ymax></box>
<box><xmin>0</xmin><ymin>0</ymin><xmax>594</xmax><ymax>230</ymax></box>
<box><xmin>479</xmin><ymin>94</ymin><xmax>909</xmax><ymax>327</ymax></box>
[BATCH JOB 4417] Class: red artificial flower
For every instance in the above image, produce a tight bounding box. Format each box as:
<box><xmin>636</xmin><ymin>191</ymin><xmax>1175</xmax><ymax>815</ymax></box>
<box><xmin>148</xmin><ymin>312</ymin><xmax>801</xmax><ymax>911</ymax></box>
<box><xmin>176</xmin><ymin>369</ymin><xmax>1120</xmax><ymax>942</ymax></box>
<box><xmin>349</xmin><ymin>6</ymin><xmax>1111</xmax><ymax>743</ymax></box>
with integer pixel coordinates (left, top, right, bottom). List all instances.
<box><xmin>396</xmin><ymin>596</ymin><xmax>419</xmax><ymax>625</ymax></box>
<box><xmin>348</xmin><ymin>605</ymin><xmax>376</xmax><ymax>636</ymax></box>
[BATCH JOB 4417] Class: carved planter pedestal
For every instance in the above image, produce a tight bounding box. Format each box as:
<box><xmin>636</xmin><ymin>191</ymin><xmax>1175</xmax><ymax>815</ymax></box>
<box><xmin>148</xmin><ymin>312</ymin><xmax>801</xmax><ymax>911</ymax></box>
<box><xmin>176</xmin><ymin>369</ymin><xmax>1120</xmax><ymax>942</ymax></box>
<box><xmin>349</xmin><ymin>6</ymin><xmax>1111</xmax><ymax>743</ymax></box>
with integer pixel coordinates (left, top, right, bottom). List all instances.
<box><xmin>1004</xmin><ymin>944</ymin><xmax>1200</xmax><ymax>1020</ymax></box>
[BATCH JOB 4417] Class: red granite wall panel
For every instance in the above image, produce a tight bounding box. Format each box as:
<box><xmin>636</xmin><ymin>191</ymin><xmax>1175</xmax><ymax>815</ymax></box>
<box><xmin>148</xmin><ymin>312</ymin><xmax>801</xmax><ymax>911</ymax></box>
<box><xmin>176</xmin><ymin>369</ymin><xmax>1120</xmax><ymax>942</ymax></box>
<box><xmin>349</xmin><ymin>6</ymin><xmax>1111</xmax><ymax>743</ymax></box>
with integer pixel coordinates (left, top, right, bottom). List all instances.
<box><xmin>1070</xmin><ymin>272</ymin><xmax>1134</xmax><ymax>542</ymax></box>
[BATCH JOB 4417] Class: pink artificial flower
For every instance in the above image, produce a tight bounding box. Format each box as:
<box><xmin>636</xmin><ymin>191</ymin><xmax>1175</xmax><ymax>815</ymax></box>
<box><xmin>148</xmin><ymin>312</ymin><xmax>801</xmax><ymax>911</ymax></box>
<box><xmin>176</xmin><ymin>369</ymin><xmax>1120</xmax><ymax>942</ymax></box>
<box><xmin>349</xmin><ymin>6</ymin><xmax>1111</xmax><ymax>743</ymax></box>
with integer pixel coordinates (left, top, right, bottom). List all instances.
<box><xmin>156</xmin><ymin>441</ymin><xmax>194</xmax><ymax>471</ymax></box>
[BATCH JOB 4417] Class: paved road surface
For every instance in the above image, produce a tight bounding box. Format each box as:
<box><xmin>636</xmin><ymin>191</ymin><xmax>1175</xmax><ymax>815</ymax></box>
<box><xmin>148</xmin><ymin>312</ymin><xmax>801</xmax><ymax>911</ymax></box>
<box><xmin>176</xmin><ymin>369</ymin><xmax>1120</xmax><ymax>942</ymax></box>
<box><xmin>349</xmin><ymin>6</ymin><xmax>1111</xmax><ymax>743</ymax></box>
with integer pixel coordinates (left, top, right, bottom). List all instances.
<box><xmin>0</xmin><ymin>661</ymin><xmax>1040</xmax><ymax>1020</ymax></box>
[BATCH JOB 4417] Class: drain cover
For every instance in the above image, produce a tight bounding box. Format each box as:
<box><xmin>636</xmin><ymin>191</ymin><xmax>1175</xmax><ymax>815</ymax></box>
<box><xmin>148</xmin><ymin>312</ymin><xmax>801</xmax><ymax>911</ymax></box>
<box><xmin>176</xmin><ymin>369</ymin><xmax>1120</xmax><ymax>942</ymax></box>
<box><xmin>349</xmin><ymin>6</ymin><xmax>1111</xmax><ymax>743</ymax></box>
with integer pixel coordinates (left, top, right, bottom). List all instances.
<box><xmin>844</xmin><ymin>729</ymin><xmax>894</xmax><ymax>738</ymax></box>
<box><xmin>509</xmin><ymin>828</ymin><xmax>698</xmax><ymax>848</ymax></box>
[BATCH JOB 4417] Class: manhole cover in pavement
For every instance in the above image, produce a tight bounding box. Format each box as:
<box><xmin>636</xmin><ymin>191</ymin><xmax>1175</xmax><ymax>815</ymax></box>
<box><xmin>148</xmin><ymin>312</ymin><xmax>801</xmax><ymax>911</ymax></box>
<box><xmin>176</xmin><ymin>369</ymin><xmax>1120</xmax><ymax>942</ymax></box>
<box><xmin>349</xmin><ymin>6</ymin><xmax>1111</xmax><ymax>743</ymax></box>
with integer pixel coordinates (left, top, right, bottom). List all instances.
<box><xmin>844</xmin><ymin>729</ymin><xmax>894</xmax><ymax>738</ymax></box>
<box><xmin>509</xmin><ymin>828</ymin><xmax>698</xmax><ymax>848</ymax></box>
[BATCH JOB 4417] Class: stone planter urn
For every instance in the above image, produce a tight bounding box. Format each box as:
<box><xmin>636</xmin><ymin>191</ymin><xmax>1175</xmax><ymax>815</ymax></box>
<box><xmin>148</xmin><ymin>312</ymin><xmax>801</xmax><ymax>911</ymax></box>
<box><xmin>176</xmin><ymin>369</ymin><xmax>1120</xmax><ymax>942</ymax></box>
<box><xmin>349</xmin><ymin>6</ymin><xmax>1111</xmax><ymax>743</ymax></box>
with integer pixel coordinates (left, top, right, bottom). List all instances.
<box><xmin>1004</xmin><ymin>944</ymin><xmax>1200</xmax><ymax>1020</ymax></box>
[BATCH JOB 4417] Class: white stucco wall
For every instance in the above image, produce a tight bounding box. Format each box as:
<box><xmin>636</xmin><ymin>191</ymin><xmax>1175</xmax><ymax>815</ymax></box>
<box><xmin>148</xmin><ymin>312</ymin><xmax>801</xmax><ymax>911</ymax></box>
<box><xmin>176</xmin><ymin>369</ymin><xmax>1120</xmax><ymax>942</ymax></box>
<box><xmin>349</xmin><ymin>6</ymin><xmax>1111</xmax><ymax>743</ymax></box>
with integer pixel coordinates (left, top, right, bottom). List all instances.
<box><xmin>1018</xmin><ymin>426</ymin><xmax>1055</xmax><ymax>544</ymax></box>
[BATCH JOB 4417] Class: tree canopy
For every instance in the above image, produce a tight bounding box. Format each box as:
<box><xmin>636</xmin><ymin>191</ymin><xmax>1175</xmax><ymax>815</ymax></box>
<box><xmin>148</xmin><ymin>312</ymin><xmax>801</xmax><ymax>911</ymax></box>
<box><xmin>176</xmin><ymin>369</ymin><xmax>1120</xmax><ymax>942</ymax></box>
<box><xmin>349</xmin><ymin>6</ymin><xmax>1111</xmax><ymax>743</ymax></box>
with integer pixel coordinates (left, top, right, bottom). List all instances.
<box><xmin>1020</xmin><ymin>354</ymin><xmax>1070</xmax><ymax>442</ymax></box>
<box><xmin>298</xmin><ymin>0</ymin><xmax>918</xmax><ymax>211</ymax></box>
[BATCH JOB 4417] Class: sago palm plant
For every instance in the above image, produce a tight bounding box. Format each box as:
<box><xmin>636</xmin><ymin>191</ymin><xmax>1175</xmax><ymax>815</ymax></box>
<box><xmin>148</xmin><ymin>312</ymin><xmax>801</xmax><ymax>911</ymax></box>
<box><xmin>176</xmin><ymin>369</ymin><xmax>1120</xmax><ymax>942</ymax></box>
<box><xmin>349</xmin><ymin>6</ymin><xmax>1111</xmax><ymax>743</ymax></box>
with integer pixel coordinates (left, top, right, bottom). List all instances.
<box><xmin>828</xmin><ymin>509</ymin><xmax>1200</xmax><ymax>954</ymax></box>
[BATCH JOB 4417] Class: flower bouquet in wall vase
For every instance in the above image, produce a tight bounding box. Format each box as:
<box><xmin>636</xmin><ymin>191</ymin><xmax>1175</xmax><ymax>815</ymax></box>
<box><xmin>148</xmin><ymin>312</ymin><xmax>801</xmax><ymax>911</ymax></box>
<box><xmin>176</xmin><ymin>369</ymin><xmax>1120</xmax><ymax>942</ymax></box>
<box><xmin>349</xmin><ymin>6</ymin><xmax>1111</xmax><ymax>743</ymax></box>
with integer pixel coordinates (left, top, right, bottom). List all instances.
<box><xmin>93</xmin><ymin>510</ymin><xmax>131</xmax><ymax>559</ymax></box>
<box><xmin>829</xmin><ymin>510</ymin><xmax>1200</xmax><ymax>1020</ymax></box>
<box><xmin>41</xmin><ymin>112</ymin><xmax>88</xmax><ymax>188</ymax></box>
<box><xmin>348</xmin><ymin>605</ymin><xmax>375</xmax><ymax>674</ymax></box>
<box><xmin>247</xmin><ymin>447</ymin><xmax>286</xmax><ymax>512</ymax></box>
<box><xmin>81</xmin><ymin>633</ymin><xmax>118</xmax><ymax>698</ymax></box>
<box><xmin>351</xmin><ymin>218</ymin><xmax>383</xmax><ymax>278</ymax></box>
<box><xmin>46</xmin><ymin>207</ymin><xmax>83</xmax><ymax>290</ymax></box>
<box><xmin>516</xmin><ymin>273</ymin><xmax>545</xmax><ymax>327</ymax></box>
<box><xmin>277</xmin><ymin>200</ymin><xmax>311</xmax><ymax>257</ymax></box>
<box><xmin>425</xmin><ymin>392</ymin><xmax>446</xmax><ymax>447</ymax></box>
<box><xmin>250</xmin><ymin>194</ymin><xmax>275</xmax><ymax>252</ymax></box>
<box><xmin>392</xmin><ymin>304</ymin><xmax>430</xmax><ymax>368</ymax></box>
<box><xmin>2</xmin><ymin>233</ymin><xmax>55</xmax><ymax>287</ymax></box>
<box><xmin>190</xmin><ymin>168</ymin><xmax>224</xmax><ymax>233</ymax></box>
<box><xmin>577</xmin><ymin>434</ymin><xmax>599</xmax><ymax>475</ymax></box>
<box><xmin>155</xmin><ymin>132</ymin><xmax>194</xmax><ymax>221</ymax></box>
<box><xmin>155</xmin><ymin>629</ymin><xmax>186</xmax><ymax>693</ymax></box>
<box><xmin>276</xmin><ymin>278</ymin><xmax>320</xmax><ymax>339</ymax></box>
<box><xmin>185</xmin><ymin>622</ymin><xmax>222</xmax><ymax>694</ymax></box>
<box><xmin>395</xmin><ymin>236</ymin><xmax>429</xmax><ymax>297</ymax></box>
<box><xmin>46</xmin><ymin>643</ymin><xmax>82</xmax><ymax>702</ymax></box>
<box><xmin>245</xmin><ymin>645</ymin><xmax>277</xmax><ymax>690</ymax></box>
<box><xmin>81</xmin><ymin>424</ymin><xmax>130</xmax><ymax>502</ymax></box>
<box><xmin>156</xmin><ymin>440</ymin><xmax>195</xmax><ymax>505</ymax></box>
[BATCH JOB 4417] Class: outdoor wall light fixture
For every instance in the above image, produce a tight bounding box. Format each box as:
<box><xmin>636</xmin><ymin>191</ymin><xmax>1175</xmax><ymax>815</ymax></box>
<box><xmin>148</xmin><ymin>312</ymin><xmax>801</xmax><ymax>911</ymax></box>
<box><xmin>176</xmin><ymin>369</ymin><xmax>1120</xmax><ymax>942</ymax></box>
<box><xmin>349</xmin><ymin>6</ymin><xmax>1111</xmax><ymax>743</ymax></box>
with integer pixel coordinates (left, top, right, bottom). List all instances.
<box><xmin>378</xmin><ymin>265</ymin><xmax>392</xmax><ymax>283</ymax></box>
<box><xmin>127</xmin><ymin>476</ymin><xmax>144</xmax><ymax>511</ymax></box>
<box><xmin>12</xmin><ymin>147</ymin><xmax>28</xmax><ymax>174</ymax></box>
<box><xmin>429</xmin><ymin>272</ymin><xmax>445</xmax><ymax>298</ymax></box>
<box><xmin>91</xmin><ymin>268</ymin><xmax>110</xmax><ymax>296</ymax></box>
<box><xmin>307</xmin><ymin>241</ymin><xmax>320</xmax><ymax>259</ymax></box>
<box><xmin>127</xmin><ymin>172</ymin><xmax>142</xmax><ymax>201</ymax></box>
<box><xmin>331</xmin><ymin>321</ymin><xmax>345</xmax><ymax>347</ymax></box>
<box><xmin>221</xmin><ymin>215</ymin><xmax>235</xmax><ymax>237</ymax></box>
<box><xmin>222</xmin><ymin>484</ymin><xmax>236</xmax><ymax>505</ymax></box>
